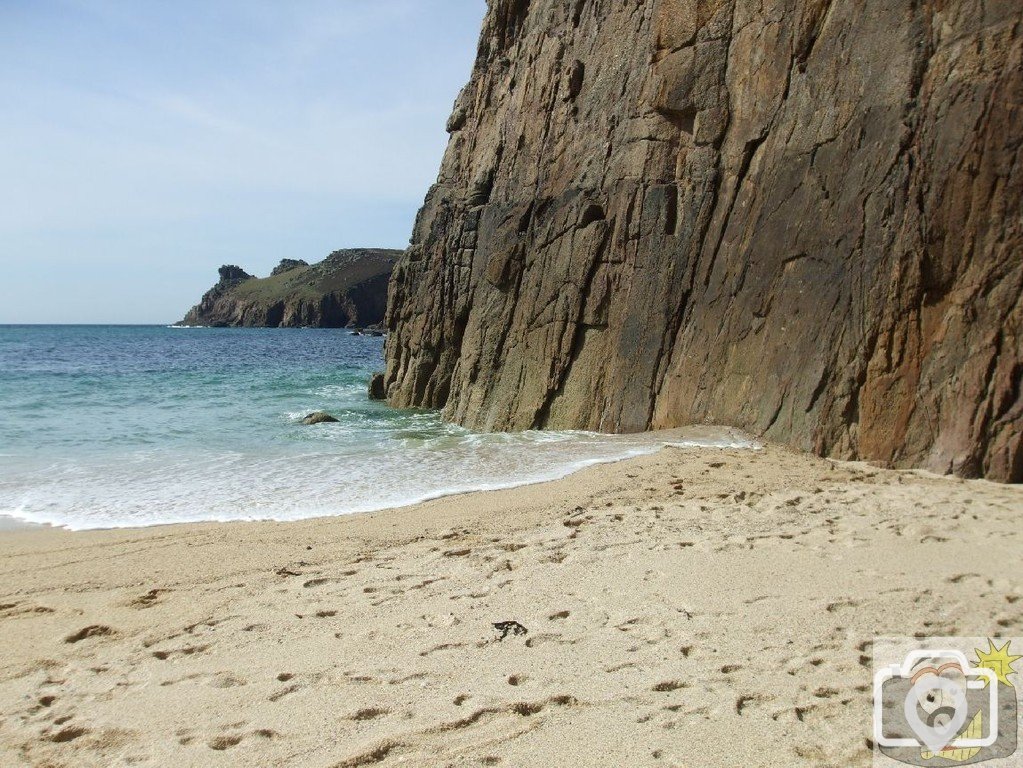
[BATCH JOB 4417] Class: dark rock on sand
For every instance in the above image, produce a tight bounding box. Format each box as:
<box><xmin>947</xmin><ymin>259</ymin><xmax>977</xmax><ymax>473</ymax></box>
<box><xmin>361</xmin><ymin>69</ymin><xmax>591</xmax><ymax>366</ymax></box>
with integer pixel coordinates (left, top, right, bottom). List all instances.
<box><xmin>493</xmin><ymin>621</ymin><xmax>528</xmax><ymax>641</ymax></box>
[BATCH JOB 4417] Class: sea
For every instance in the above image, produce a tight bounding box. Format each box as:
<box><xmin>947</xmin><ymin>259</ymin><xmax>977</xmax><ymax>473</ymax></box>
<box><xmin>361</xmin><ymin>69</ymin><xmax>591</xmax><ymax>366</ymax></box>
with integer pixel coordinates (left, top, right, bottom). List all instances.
<box><xmin>0</xmin><ymin>325</ymin><xmax>756</xmax><ymax>530</ymax></box>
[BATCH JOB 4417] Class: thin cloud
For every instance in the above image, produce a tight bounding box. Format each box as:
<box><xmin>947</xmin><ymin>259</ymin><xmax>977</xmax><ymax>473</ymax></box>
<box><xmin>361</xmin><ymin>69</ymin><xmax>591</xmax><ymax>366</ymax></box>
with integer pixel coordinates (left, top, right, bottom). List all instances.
<box><xmin>0</xmin><ymin>1</ymin><xmax>487</xmax><ymax>323</ymax></box>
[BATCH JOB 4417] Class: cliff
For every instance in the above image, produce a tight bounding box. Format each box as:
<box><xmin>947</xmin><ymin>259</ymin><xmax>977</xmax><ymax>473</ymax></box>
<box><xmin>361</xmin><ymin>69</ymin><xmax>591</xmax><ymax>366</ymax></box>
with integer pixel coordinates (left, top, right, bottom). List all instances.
<box><xmin>179</xmin><ymin>249</ymin><xmax>400</xmax><ymax>328</ymax></box>
<box><xmin>383</xmin><ymin>0</ymin><xmax>1022</xmax><ymax>481</ymax></box>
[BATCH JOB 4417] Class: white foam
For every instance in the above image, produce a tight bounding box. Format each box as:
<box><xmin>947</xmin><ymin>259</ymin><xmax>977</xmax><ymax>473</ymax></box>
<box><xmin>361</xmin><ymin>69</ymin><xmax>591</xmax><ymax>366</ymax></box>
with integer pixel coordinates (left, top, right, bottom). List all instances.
<box><xmin>0</xmin><ymin>429</ymin><xmax>758</xmax><ymax>531</ymax></box>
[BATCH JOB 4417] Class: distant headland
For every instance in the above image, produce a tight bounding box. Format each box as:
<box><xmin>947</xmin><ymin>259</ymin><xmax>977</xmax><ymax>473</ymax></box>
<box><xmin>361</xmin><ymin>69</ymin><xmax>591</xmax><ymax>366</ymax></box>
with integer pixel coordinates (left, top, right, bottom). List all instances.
<box><xmin>177</xmin><ymin>248</ymin><xmax>400</xmax><ymax>328</ymax></box>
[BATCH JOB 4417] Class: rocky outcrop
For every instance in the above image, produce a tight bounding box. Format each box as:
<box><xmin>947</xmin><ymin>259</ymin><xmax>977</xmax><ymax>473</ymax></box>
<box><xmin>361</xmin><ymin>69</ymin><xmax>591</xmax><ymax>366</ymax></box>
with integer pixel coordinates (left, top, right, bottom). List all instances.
<box><xmin>301</xmin><ymin>411</ymin><xmax>339</xmax><ymax>425</ymax></box>
<box><xmin>368</xmin><ymin>373</ymin><xmax>387</xmax><ymax>400</ymax></box>
<box><xmin>218</xmin><ymin>265</ymin><xmax>253</xmax><ymax>283</ymax></box>
<box><xmin>271</xmin><ymin>259</ymin><xmax>309</xmax><ymax>277</ymax></box>
<box><xmin>179</xmin><ymin>249</ymin><xmax>400</xmax><ymax>328</ymax></box>
<box><xmin>383</xmin><ymin>0</ymin><xmax>1023</xmax><ymax>481</ymax></box>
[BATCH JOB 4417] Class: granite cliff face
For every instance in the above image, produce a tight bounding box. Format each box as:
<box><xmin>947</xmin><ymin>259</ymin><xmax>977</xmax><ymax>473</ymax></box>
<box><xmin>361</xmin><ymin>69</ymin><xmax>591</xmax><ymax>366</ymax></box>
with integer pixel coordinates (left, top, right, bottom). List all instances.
<box><xmin>384</xmin><ymin>0</ymin><xmax>1022</xmax><ymax>481</ymax></box>
<box><xmin>180</xmin><ymin>249</ymin><xmax>399</xmax><ymax>328</ymax></box>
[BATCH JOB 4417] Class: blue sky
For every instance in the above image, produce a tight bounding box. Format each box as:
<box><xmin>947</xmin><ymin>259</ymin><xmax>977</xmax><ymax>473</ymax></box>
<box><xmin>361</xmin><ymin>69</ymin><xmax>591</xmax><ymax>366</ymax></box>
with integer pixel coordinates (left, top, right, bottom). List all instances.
<box><xmin>0</xmin><ymin>0</ymin><xmax>486</xmax><ymax>323</ymax></box>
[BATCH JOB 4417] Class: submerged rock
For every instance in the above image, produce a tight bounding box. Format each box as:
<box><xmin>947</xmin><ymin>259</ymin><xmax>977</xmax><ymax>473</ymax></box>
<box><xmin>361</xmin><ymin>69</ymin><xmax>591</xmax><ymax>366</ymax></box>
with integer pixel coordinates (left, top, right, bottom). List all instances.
<box><xmin>301</xmin><ymin>412</ymin><xmax>339</xmax><ymax>425</ymax></box>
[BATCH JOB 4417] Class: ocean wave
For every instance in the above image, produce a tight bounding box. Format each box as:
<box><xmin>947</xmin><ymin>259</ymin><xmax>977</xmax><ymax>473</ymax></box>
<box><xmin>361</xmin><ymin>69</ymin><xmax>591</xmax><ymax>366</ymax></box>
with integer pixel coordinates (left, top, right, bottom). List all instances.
<box><xmin>1</xmin><ymin>326</ymin><xmax>760</xmax><ymax>532</ymax></box>
<box><xmin>0</xmin><ymin>428</ymin><xmax>759</xmax><ymax>531</ymax></box>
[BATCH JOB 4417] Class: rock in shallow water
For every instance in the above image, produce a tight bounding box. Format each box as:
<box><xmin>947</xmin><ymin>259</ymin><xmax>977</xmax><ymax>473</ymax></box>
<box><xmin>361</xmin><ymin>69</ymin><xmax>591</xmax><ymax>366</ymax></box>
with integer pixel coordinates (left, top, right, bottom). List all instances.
<box><xmin>301</xmin><ymin>412</ymin><xmax>339</xmax><ymax>425</ymax></box>
<box><xmin>368</xmin><ymin>373</ymin><xmax>386</xmax><ymax>401</ymax></box>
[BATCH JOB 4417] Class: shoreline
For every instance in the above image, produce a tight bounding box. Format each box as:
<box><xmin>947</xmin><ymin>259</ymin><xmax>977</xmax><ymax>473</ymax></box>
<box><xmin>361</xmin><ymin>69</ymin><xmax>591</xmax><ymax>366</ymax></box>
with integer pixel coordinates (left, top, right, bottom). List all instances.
<box><xmin>0</xmin><ymin>430</ymin><xmax>747</xmax><ymax>537</ymax></box>
<box><xmin>1</xmin><ymin>443</ymin><xmax>1020</xmax><ymax>767</ymax></box>
<box><xmin>0</xmin><ymin>425</ymin><xmax>759</xmax><ymax>533</ymax></box>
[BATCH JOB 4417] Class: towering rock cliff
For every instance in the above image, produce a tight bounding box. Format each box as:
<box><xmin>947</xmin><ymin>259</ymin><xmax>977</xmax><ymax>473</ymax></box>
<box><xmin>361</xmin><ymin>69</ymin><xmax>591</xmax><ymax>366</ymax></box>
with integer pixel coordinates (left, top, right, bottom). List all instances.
<box><xmin>180</xmin><ymin>249</ymin><xmax>399</xmax><ymax>328</ymax></box>
<box><xmin>383</xmin><ymin>0</ymin><xmax>1022</xmax><ymax>481</ymax></box>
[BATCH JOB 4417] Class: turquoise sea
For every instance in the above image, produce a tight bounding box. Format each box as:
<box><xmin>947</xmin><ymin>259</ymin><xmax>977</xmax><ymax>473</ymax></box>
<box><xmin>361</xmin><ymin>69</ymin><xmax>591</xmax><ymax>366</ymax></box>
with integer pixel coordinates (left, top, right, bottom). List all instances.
<box><xmin>0</xmin><ymin>326</ymin><xmax>754</xmax><ymax>530</ymax></box>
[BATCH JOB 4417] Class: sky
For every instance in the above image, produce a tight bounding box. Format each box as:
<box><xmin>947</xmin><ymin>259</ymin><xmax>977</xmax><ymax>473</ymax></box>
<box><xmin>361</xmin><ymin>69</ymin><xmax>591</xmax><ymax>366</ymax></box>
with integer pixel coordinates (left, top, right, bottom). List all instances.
<box><xmin>0</xmin><ymin>0</ymin><xmax>486</xmax><ymax>324</ymax></box>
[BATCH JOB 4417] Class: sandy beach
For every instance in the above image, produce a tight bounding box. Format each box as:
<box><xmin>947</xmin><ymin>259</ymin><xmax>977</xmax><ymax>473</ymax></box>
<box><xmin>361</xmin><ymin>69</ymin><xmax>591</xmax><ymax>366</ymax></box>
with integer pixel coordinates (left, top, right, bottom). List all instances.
<box><xmin>1</xmin><ymin>442</ymin><xmax>1020</xmax><ymax>767</ymax></box>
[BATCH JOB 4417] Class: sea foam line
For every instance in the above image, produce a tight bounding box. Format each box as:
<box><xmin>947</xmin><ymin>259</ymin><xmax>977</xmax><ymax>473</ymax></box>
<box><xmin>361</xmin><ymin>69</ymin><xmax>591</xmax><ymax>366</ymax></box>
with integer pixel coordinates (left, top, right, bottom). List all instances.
<box><xmin>0</xmin><ymin>433</ymin><xmax>760</xmax><ymax>532</ymax></box>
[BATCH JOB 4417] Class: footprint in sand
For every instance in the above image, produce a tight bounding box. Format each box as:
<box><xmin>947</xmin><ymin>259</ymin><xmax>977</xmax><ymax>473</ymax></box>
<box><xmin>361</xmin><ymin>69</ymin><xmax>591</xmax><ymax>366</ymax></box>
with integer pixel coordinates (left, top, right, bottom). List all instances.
<box><xmin>160</xmin><ymin>672</ymin><xmax>246</xmax><ymax>688</ymax></box>
<box><xmin>0</xmin><ymin>602</ymin><xmax>55</xmax><ymax>618</ymax></box>
<box><xmin>64</xmin><ymin>625</ymin><xmax>115</xmax><ymax>644</ymax></box>
<box><xmin>47</xmin><ymin>725</ymin><xmax>89</xmax><ymax>743</ymax></box>
<box><xmin>208</xmin><ymin>733</ymin><xmax>244</xmax><ymax>750</ymax></box>
<box><xmin>736</xmin><ymin>693</ymin><xmax>775</xmax><ymax>715</ymax></box>
<box><xmin>420</xmin><ymin>642</ymin><xmax>466</xmax><ymax>657</ymax></box>
<box><xmin>947</xmin><ymin>572</ymin><xmax>982</xmax><ymax>584</ymax></box>
<box><xmin>334</xmin><ymin>741</ymin><xmax>402</xmax><ymax>767</ymax></box>
<box><xmin>152</xmin><ymin>643</ymin><xmax>210</xmax><ymax>660</ymax></box>
<box><xmin>825</xmin><ymin>599</ymin><xmax>859</xmax><ymax>613</ymax></box>
<box><xmin>130</xmin><ymin>589</ymin><xmax>170</xmax><ymax>608</ymax></box>
<box><xmin>350</xmin><ymin>707</ymin><xmax>389</xmax><ymax>721</ymax></box>
<box><xmin>206</xmin><ymin>728</ymin><xmax>276</xmax><ymax>752</ymax></box>
<box><xmin>652</xmin><ymin>680</ymin><xmax>688</xmax><ymax>692</ymax></box>
<box><xmin>268</xmin><ymin>684</ymin><xmax>301</xmax><ymax>702</ymax></box>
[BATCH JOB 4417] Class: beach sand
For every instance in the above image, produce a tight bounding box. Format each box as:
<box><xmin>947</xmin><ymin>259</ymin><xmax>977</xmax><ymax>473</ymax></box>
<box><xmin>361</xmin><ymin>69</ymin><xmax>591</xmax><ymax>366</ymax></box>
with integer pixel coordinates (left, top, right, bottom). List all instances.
<box><xmin>0</xmin><ymin>443</ymin><xmax>1020</xmax><ymax>767</ymax></box>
